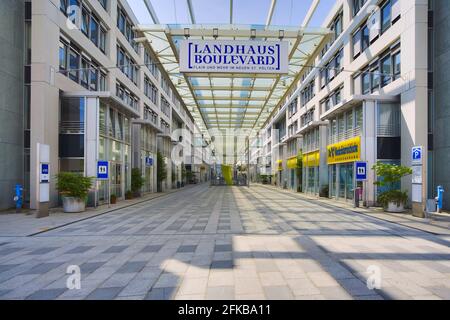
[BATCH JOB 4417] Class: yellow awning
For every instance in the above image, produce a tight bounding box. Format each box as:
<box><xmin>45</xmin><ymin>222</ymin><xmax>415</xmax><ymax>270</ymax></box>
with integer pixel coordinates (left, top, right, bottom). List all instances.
<box><xmin>302</xmin><ymin>150</ymin><xmax>320</xmax><ymax>167</ymax></box>
<box><xmin>287</xmin><ymin>156</ymin><xmax>298</xmax><ymax>169</ymax></box>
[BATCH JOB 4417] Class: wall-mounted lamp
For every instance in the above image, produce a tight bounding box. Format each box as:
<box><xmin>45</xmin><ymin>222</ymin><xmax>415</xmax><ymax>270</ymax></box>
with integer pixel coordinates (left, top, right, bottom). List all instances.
<box><xmin>250</xmin><ymin>29</ymin><xmax>256</xmax><ymax>39</ymax></box>
<box><xmin>184</xmin><ymin>28</ymin><xmax>190</xmax><ymax>38</ymax></box>
<box><xmin>213</xmin><ymin>28</ymin><xmax>219</xmax><ymax>39</ymax></box>
<box><xmin>278</xmin><ymin>30</ymin><xmax>285</xmax><ymax>40</ymax></box>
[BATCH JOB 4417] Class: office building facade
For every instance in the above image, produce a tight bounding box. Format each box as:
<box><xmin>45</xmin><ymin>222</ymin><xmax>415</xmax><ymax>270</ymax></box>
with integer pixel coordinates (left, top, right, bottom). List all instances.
<box><xmin>252</xmin><ymin>0</ymin><xmax>440</xmax><ymax>209</ymax></box>
<box><xmin>0</xmin><ymin>0</ymin><xmax>206</xmax><ymax>210</ymax></box>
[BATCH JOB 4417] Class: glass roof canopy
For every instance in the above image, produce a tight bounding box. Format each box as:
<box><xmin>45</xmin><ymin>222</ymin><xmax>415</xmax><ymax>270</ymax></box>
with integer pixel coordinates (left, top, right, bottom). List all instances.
<box><xmin>135</xmin><ymin>24</ymin><xmax>330</xmax><ymax>135</ymax></box>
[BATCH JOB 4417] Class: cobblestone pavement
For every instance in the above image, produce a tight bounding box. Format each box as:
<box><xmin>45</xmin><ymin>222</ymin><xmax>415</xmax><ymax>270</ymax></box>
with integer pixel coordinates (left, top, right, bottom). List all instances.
<box><xmin>0</xmin><ymin>184</ymin><xmax>449</xmax><ymax>300</ymax></box>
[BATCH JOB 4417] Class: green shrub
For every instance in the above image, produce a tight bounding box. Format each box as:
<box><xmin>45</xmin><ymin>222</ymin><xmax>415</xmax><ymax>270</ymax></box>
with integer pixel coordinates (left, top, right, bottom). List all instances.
<box><xmin>56</xmin><ymin>172</ymin><xmax>92</xmax><ymax>200</ymax></box>
<box><xmin>372</xmin><ymin>162</ymin><xmax>412</xmax><ymax>207</ymax></box>
<box><xmin>131</xmin><ymin>168</ymin><xmax>144</xmax><ymax>194</ymax></box>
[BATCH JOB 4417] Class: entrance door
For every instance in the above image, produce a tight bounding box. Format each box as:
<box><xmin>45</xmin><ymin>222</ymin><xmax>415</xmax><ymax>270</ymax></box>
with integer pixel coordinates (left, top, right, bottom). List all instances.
<box><xmin>339</xmin><ymin>165</ymin><xmax>346</xmax><ymax>199</ymax></box>
<box><xmin>338</xmin><ymin>163</ymin><xmax>354</xmax><ymax>201</ymax></box>
<box><xmin>345</xmin><ymin>163</ymin><xmax>354</xmax><ymax>200</ymax></box>
<box><xmin>111</xmin><ymin>163</ymin><xmax>122</xmax><ymax>198</ymax></box>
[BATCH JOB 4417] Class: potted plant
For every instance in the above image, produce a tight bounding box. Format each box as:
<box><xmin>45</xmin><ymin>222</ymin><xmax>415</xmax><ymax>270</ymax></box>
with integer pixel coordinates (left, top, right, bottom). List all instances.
<box><xmin>131</xmin><ymin>168</ymin><xmax>144</xmax><ymax>197</ymax></box>
<box><xmin>56</xmin><ymin>172</ymin><xmax>92</xmax><ymax>213</ymax></box>
<box><xmin>372</xmin><ymin>162</ymin><xmax>412</xmax><ymax>213</ymax></box>
<box><xmin>320</xmin><ymin>185</ymin><xmax>329</xmax><ymax>198</ymax></box>
<box><xmin>125</xmin><ymin>190</ymin><xmax>133</xmax><ymax>200</ymax></box>
<box><xmin>110</xmin><ymin>194</ymin><xmax>117</xmax><ymax>204</ymax></box>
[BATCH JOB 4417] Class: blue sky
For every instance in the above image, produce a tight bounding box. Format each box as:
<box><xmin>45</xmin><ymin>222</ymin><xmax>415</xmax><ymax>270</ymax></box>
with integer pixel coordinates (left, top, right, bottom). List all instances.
<box><xmin>126</xmin><ymin>0</ymin><xmax>336</xmax><ymax>27</ymax></box>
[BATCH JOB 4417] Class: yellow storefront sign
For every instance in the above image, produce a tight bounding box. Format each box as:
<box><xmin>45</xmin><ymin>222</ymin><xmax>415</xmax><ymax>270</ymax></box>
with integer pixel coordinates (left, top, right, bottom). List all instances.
<box><xmin>276</xmin><ymin>159</ymin><xmax>283</xmax><ymax>171</ymax></box>
<box><xmin>302</xmin><ymin>151</ymin><xmax>320</xmax><ymax>167</ymax></box>
<box><xmin>327</xmin><ymin>136</ymin><xmax>361</xmax><ymax>164</ymax></box>
<box><xmin>287</xmin><ymin>156</ymin><xmax>298</xmax><ymax>169</ymax></box>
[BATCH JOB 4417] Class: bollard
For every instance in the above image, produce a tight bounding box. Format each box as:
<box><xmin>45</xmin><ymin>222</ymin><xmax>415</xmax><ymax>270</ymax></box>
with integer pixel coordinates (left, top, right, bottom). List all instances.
<box><xmin>14</xmin><ymin>184</ymin><xmax>23</xmax><ymax>213</ymax></box>
<box><xmin>354</xmin><ymin>187</ymin><xmax>361</xmax><ymax>208</ymax></box>
<box><xmin>436</xmin><ymin>186</ymin><xmax>444</xmax><ymax>213</ymax></box>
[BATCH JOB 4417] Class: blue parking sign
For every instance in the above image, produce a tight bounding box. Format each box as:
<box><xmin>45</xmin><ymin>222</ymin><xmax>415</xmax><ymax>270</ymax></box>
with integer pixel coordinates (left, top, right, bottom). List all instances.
<box><xmin>355</xmin><ymin>162</ymin><xmax>367</xmax><ymax>181</ymax></box>
<box><xmin>97</xmin><ymin>161</ymin><xmax>109</xmax><ymax>179</ymax></box>
<box><xmin>412</xmin><ymin>146</ymin><xmax>422</xmax><ymax>164</ymax></box>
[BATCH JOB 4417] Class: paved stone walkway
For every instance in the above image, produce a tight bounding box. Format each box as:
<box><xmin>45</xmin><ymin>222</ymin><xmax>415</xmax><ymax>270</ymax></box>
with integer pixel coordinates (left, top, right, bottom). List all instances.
<box><xmin>0</xmin><ymin>184</ymin><xmax>449</xmax><ymax>300</ymax></box>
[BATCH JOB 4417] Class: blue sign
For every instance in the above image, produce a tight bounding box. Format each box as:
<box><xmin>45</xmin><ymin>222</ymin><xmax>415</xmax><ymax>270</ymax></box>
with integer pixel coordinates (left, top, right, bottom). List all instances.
<box><xmin>97</xmin><ymin>161</ymin><xmax>109</xmax><ymax>179</ymax></box>
<box><xmin>355</xmin><ymin>162</ymin><xmax>367</xmax><ymax>181</ymax></box>
<box><xmin>40</xmin><ymin>163</ymin><xmax>49</xmax><ymax>183</ymax></box>
<box><xmin>145</xmin><ymin>157</ymin><xmax>153</xmax><ymax>167</ymax></box>
<box><xmin>412</xmin><ymin>146</ymin><xmax>422</xmax><ymax>164</ymax></box>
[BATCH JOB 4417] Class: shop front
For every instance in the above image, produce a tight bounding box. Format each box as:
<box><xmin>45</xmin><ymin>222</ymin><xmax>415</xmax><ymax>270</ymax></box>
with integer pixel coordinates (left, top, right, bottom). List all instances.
<box><xmin>327</xmin><ymin>136</ymin><xmax>361</xmax><ymax>202</ymax></box>
<box><xmin>302</xmin><ymin>150</ymin><xmax>320</xmax><ymax>195</ymax></box>
<box><xmin>286</xmin><ymin>156</ymin><xmax>298</xmax><ymax>190</ymax></box>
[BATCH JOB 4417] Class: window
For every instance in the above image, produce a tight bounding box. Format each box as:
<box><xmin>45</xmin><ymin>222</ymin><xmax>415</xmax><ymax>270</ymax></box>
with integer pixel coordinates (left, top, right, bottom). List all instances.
<box><xmin>116</xmin><ymin>45</ymin><xmax>139</xmax><ymax>85</ymax></box>
<box><xmin>381</xmin><ymin>55</ymin><xmax>392</xmax><ymax>86</ymax></box>
<box><xmin>356</xmin><ymin>46</ymin><xmax>401</xmax><ymax>94</ymax></box>
<box><xmin>144</xmin><ymin>76</ymin><xmax>158</xmax><ymax>104</ymax></box>
<box><xmin>99</xmin><ymin>27</ymin><xmax>106</xmax><ymax>53</ymax></box>
<box><xmin>117</xmin><ymin>9</ymin><xmax>125</xmax><ymax>34</ymax></box>
<box><xmin>361</xmin><ymin>25</ymin><xmax>370</xmax><ymax>51</ymax></box>
<box><xmin>362</xmin><ymin>71</ymin><xmax>370</xmax><ymax>94</ymax></box>
<box><xmin>334</xmin><ymin>89</ymin><xmax>342</xmax><ymax>105</ymax></box>
<box><xmin>300</xmin><ymin>81</ymin><xmax>315</xmax><ymax>107</ymax></box>
<box><xmin>60</xmin><ymin>37</ymin><xmax>106</xmax><ymax>90</ymax></box>
<box><xmin>59</xmin><ymin>40</ymin><xmax>68</xmax><ymax>73</ymax></box>
<box><xmin>353</xmin><ymin>0</ymin><xmax>367</xmax><ymax>17</ymax></box>
<box><xmin>81</xmin><ymin>57</ymin><xmax>89</xmax><ymax>89</ymax></box>
<box><xmin>352</xmin><ymin>29</ymin><xmax>361</xmax><ymax>58</ymax></box>
<box><xmin>90</xmin><ymin>16</ymin><xmax>99</xmax><ymax>46</ymax></box>
<box><xmin>60</xmin><ymin>0</ymin><xmax>68</xmax><ymax>14</ymax></box>
<box><xmin>145</xmin><ymin>50</ymin><xmax>159</xmax><ymax>80</ymax></box>
<box><xmin>371</xmin><ymin>65</ymin><xmax>380</xmax><ymax>91</ymax></box>
<box><xmin>98</xmin><ymin>0</ymin><xmax>107</xmax><ymax>10</ymax></box>
<box><xmin>381</xmin><ymin>0</ymin><xmax>392</xmax><ymax>33</ymax></box>
<box><xmin>116</xmin><ymin>82</ymin><xmax>139</xmax><ymax>110</ymax></box>
<box><xmin>69</xmin><ymin>47</ymin><xmax>80</xmax><ymax>82</ymax></box>
<box><xmin>81</xmin><ymin>6</ymin><xmax>89</xmax><ymax>35</ymax></box>
<box><xmin>99</xmin><ymin>72</ymin><xmax>107</xmax><ymax>91</ymax></box>
<box><xmin>393</xmin><ymin>51</ymin><xmax>401</xmax><ymax>80</ymax></box>
<box><xmin>90</xmin><ymin>64</ymin><xmax>98</xmax><ymax>91</ymax></box>
<box><xmin>356</xmin><ymin>106</ymin><xmax>363</xmax><ymax>129</ymax></box>
<box><xmin>117</xmin><ymin>5</ymin><xmax>139</xmax><ymax>53</ymax></box>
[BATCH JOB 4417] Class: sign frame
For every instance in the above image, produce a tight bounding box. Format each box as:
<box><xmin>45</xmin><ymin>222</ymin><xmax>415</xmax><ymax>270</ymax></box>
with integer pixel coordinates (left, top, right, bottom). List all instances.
<box><xmin>355</xmin><ymin>161</ymin><xmax>368</xmax><ymax>181</ymax></box>
<box><xmin>179</xmin><ymin>39</ymin><xmax>289</xmax><ymax>74</ymax></box>
<box><xmin>411</xmin><ymin>146</ymin><xmax>423</xmax><ymax>165</ymax></box>
<box><xmin>97</xmin><ymin>161</ymin><xmax>109</xmax><ymax>180</ymax></box>
<box><xmin>40</xmin><ymin>163</ymin><xmax>50</xmax><ymax>183</ymax></box>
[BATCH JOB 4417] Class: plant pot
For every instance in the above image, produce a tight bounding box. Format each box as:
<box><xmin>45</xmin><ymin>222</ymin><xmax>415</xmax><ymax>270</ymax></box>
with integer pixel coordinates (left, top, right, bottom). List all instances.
<box><xmin>386</xmin><ymin>201</ymin><xmax>406</xmax><ymax>213</ymax></box>
<box><xmin>62</xmin><ymin>197</ymin><xmax>86</xmax><ymax>213</ymax></box>
<box><xmin>110</xmin><ymin>196</ymin><xmax>117</xmax><ymax>204</ymax></box>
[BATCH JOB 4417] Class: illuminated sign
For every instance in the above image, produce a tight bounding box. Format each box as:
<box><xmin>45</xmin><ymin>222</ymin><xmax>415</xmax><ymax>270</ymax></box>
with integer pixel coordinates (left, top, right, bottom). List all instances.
<box><xmin>327</xmin><ymin>137</ymin><xmax>361</xmax><ymax>164</ymax></box>
<box><xmin>179</xmin><ymin>40</ymin><xmax>289</xmax><ymax>74</ymax></box>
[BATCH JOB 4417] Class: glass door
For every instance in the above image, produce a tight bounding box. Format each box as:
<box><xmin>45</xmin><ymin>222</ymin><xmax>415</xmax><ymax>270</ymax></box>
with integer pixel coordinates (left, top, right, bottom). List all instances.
<box><xmin>346</xmin><ymin>163</ymin><xmax>354</xmax><ymax>200</ymax></box>
<box><xmin>339</xmin><ymin>165</ymin><xmax>346</xmax><ymax>198</ymax></box>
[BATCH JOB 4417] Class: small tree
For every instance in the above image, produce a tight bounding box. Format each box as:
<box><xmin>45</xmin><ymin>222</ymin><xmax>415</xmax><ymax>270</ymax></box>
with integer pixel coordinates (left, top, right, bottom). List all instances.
<box><xmin>56</xmin><ymin>172</ymin><xmax>93</xmax><ymax>200</ymax></box>
<box><xmin>157</xmin><ymin>151</ymin><xmax>167</xmax><ymax>192</ymax></box>
<box><xmin>131</xmin><ymin>168</ymin><xmax>144</xmax><ymax>196</ymax></box>
<box><xmin>372</xmin><ymin>162</ymin><xmax>412</xmax><ymax>208</ymax></box>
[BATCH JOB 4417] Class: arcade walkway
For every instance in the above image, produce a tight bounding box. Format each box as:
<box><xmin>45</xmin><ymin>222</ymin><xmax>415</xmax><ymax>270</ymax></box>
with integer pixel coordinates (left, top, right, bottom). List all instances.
<box><xmin>0</xmin><ymin>184</ymin><xmax>449</xmax><ymax>300</ymax></box>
